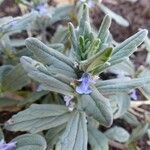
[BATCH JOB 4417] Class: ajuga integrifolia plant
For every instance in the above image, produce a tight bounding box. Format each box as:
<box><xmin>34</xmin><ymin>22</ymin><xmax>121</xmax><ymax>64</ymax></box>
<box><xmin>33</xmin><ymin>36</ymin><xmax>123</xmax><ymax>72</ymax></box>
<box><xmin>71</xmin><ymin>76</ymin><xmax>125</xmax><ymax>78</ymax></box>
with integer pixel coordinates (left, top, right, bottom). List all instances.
<box><xmin>4</xmin><ymin>3</ymin><xmax>150</xmax><ymax>150</ymax></box>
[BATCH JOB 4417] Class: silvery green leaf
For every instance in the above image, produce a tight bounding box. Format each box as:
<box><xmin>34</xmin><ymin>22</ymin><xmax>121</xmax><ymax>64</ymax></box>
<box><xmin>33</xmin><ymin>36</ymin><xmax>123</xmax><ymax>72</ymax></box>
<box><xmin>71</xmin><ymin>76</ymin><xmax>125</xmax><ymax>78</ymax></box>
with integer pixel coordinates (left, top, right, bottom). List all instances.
<box><xmin>108</xmin><ymin>59</ymin><xmax>135</xmax><ymax>77</ymax></box>
<box><xmin>20</xmin><ymin>56</ymin><xmax>74</xmax><ymax>95</ymax></box>
<box><xmin>96</xmin><ymin>77</ymin><xmax>150</xmax><ymax>94</ymax></box>
<box><xmin>5</xmin><ymin>104</ymin><xmax>71</xmax><ymax>133</ymax></box>
<box><xmin>110</xmin><ymin>93</ymin><xmax>130</xmax><ymax>119</ymax></box>
<box><xmin>48</xmin><ymin>43</ymin><xmax>64</xmax><ymax>52</ymax></box>
<box><xmin>97</xmin><ymin>15</ymin><xmax>111</xmax><ymax>45</ymax></box>
<box><xmin>51</xmin><ymin>26</ymin><xmax>68</xmax><ymax>44</ymax></box>
<box><xmin>0</xmin><ymin>65</ymin><xmax>13</xmax><ymax>82</ymax></box>
<box><xmin>100</xmin><ymin>4</ymin><xmax>129</xmax><ymax>27</ymax></box>
<box><xmin>50</xmin><ymin>5</ymin><xmax>73</xmax><ymax>24</ymax></box>
<box><xmin>105</xmin><ymin>126</ymin><xmax>130</xmax><ymax>143</ymax></box>
<box><xmin>138</xmin><ymin>68</ymin><xmax>150</xmax><ymax>97</ymax></box>
<box><xmin>88</xmin><ymin>123</ymin><xmax>109</xmax><ymax>150</ymax></box>
<box><xmin>0</xmin><ymin>11</ymin><xmax>38</xmax><ymax>37</ymax></box>
<box><xmin>2</xmin><ymin>64</ymin><xmax>30</xmax><ymax>92</ymax></box>
<box><xmin>122</xmin><ymin>112</ymin><xmax>139</xmax><ymax>126</ymax></box>
<box><xmin>0</xmin><ymin>127</ymin><xmax>4</xmax><ymax>141</ymax></box>
<box><xmin>56</xmin><ymin>111</ymin><xmax>87</xmax><ymax>150</ymax></box>
<box><xmin>80</xmin><ymin>47</ymin><xmax>112</xmax><ymax>73</ymax></box>
<box><xmin>78</xmin><ymin>3</ymin><xmax>90</xmax><ymax>35</ymax></box>
<box><xmin>25</xmin><ymin>38</ymin><xmax>75</xmax><ymax>73</ymax></box>
<box><xmin>45</xmin><ymin>124</ymin><xmax>66</xmax><ymax>150</ymax></box>
<box><xmin>0</xmin><ymin>97</ymin><xmax>18</xmax><ymax>108</ymax></box>
<box><xmin>111</xmin><ymin>29</ymin><xmax>147</xmax><ymax>61</ymax></box>
<box><xmin>17</xmin><ymin>91</ymin><xmax>49</xmax><ymax>106</ymax></box>
<box><xmin>147</xmin><ymin>129</ymin><xmax>150</xmax><ymax>140</ymax></box>
<box><xmin>128</xmin><ymin>123</ymin><xmax>149</xmax><ymax>143</ymax></box>
<box><xmin>80</xmin><ymin>87</ymin><xmax>113</xmax><ymax>127</ymax></box>
<box><xmin>12</xmin><ymin>134</ymin><xmax>47</xmax><ymax>150</ymax></box>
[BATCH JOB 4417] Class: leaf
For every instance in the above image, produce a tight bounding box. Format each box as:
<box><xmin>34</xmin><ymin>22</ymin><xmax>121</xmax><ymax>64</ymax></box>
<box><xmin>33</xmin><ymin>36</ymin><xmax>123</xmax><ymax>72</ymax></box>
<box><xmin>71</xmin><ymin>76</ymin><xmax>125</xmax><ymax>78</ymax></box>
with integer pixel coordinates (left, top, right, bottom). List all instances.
<box><xmin>0</xmin><ymin>127</ymin><xmax>4</xmax><ymax>141</ymax></box>
<box><xmin>122</xmin><ymin>112</ymin><xmax>139</xmax><ymax>126</ymax></box>
<box><xmin>2</xmin><ymin>64</ymin><xmax>30</xmax><ymax>92</ymax></box>
<box><xmin>110</xmin><ymin>93</ymin><xmax>130</xmax><ymax>119</ymax></box>
<box><xmin>88</xmin><ymin>123</ymin><xmax>109</xmax><ymax>150</ymax></box>
<box><xmin>100</xmin><ymin>4</ymin><xmax>129</xmax><ymax>27</ymax></box>
<box><xmin>25</xmin><ymin>38</ymin><xmax>75</xmax><ymax>71</ymax></box>
<box><xmin>45</xmin><ymin>124</ymin><xmax>66</xmax><ymax>150</ymax></box>
<box><xmin>105</xmin><ymin>126</ymin><xmax>130</xmax><ymax>143</ymax></box>
<box><xmin>111</xmin><ymin>29</ymin><xmax>147</xmax><ymax>60</ymax></box>
<box><xmin>128</xmin><ymin>123</ymin><xmax>149</xmax><ymax>143</ymax></box>
<box><xmin>0</xmin><ymin>11</ymin><xmax>38</xmax><ymax>37</ymax></box>
<box><xmin>96</xmin><ymin>77</ymin><xmax>150</xmax><ymax>94</ymax></box>
<box><xmin>0</xmin><ymin>97</ymin><xmax>18</xmax><ymax>107</ymax></box>
<box><xmin>56</xmin><ymin>111</ymin><xmax>88</xmax><ymax>150</ymax></box>
<box><xmin>20</xmin><ymin>56</ymin><xmax>74</xmax><ymax>95</ymax></box>
<box><xmin>97</xmin><ymin>15</ymin><xmax>111</xmax><ymax>44</ymax></box>
<box><xmin>5</xmin><ymin>104</ymin><xmax>71</xmax><ymax>133</ymax></box>
<box><xmin>80</xmin><ymin>86</ymin><xmax>113</xmax><ymax>127</ymax></box>
<box><xmin>12</xmin><ymin>134</ymin><xmax>47</xmax><ymax>150</ymax></box>
<box><xmin>17</xmin><ymin>91</ymin><xmax>49</xmax><ymax>106</ymax></box>
<box><xmin>79</xmin><ymin>47</ymin><xmax>112</xmax><ymax>73</ymax></box>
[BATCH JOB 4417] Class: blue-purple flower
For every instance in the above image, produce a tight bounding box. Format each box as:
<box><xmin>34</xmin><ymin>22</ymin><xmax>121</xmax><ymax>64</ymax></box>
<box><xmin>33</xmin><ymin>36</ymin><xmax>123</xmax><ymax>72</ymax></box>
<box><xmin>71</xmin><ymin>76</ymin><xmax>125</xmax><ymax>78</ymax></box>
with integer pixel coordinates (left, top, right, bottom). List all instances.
<box><xmin>0</xmin><ymin>139</ymin><xmax>17</xmax><ymax>150</ymax></box>
<box><xmin>76</xmin><ymin>73</ymin><xmax>93</xmax><ymax>94</ymax></box>
<box><xmin>64</xmin><ymin>95</ymin><xmax>75</xmax><ymax>111</ymax></box>
<box><xmin>35</xmin><ymin>4</ymin><xmax>47</xmax><ymax>15</ymax></box>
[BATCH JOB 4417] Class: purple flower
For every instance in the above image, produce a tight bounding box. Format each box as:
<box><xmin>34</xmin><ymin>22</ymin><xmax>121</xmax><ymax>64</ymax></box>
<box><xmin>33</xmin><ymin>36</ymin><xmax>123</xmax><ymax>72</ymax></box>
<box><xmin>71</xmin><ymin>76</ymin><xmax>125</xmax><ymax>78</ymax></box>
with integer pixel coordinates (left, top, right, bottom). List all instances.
<box><xmin>35</xmin><ymin>4</ymin><xmax>47</xmax><ymax>15</ymax></box>
<box><xmin>64</xmin><ymin>95</ymin><xmax>75</xmax><ymax>111</ymax></box>
<box><xmin>80</xmin><ymin>0</ymin><xmax>95</xmax><ymax>8</ymax></box>
<box><xmin>0</xmin><ymin>139</ymin><xmax>17</xmax><ymax>150</ymax></box>
<box><xmin>129</xmin><ymin>89</ymin><xmax>138</xmax><ymax>100</ymax></box>
<box><xmin>76</xmin><ymin>73</ymin><xmax>93</xmax><ymax>94</ymax></box>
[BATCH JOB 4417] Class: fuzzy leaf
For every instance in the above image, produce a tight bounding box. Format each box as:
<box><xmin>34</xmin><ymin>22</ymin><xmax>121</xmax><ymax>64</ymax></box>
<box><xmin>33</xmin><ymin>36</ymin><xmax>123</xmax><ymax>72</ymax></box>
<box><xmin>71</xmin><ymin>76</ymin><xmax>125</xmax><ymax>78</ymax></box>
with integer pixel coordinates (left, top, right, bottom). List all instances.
<box><xmin>5</xmin><ymin>104</ymin><xmax>71</xmax><ymax>133</ymax></box>
<box><xmin>45</xmin><ymin>124</ymin><xmax>66</xmax><ymax>150</ymax></box>
<box><xmin>12</xmin><ymin>134</ymin><xmax>47</xmax><ymax>150</ymax></box>
<box><xmin>97</xmin><ymin>15</ymin><xmax>111</xmax><ymax>44</ymax></box>
<box><xmin>100</xmin><ymin>4</ymin><xmax>129</xmax><ymax>27</ymax></box>
<box><xmin>88</xmin><ymin>123</ymin><xmax>109</xmax><ymax>150</ymax></box>
<box><xmin>128</xmin><ymin>123</ymin><xmax>149</xmax><ymax>143</ymax></box>
<box><xmin>80</xmin><ymin>87</ymin><xmax>113</xmax><ymax>127</ymax></box>
<box><xmin>25</xmin><ymin>38</ymin><xmax>75</xmax><ymax>73</ymax></box>
<box><xmin>110</xmin><ymin>93</ymin><xmax>130</xmax><ymax>119</ymax></box>
<box><xmin>96</xmin><ymin>77</ymin><xmax>150</xmax><ymax>94</ymax></box>
<box><xmin>56</xmin><ymin>111</ymin><xmax>87</xmax><ymax>150</ymax></box>
<box><xmin>2</xmin><ymin>64</ymin><xmax>30</xmax><ymax>92</ymax></box>
<box><xmin>111</xmin><ymin>29</ymin><xmax>147</xmax><ymax>60</ymax></box>
<box><xmin>0</xmin><ymin>128</ymin><xmax>4</xmax><ymax>141</ymax></box>
<box><xmin>105</xmin><ymin>126</ymin><xmax>130</xmax><ymax>143</ymax></box>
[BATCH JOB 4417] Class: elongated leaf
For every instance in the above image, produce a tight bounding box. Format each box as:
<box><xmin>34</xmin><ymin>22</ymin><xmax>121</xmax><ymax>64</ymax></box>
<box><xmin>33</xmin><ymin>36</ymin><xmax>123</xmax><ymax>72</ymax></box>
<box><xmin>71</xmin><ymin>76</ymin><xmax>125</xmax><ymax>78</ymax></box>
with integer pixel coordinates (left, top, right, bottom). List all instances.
<box><xmin>5</xmin><ymin>104</ymin><xmax>71</xmax><ymax>133</ymax></box>
<box><xmin>25</xmin><ymin>38</ymin><xmax>74</xmax><ymax>71</ymax></box>
<box><xmin>2</xmin><ymin>64</ymin><xmax>30</xmax><ymax>92</ymax></box>
<box><xmin>111</xmin><ymin>29</ymin><xmax>147</xmax><ymax>59</ymax></box>
<box><xmin>105</xmin><ymin>126</ymin><xmax>130</xmax><ymax>143</ymax></box>
<box><xmin>88</xmin><ymin>123</ymin><xmax>109</xmax><ymax>150</ymax></box>
<box><xmin>12</xmin><ymin>134</ymin><xmax>47</xmax><ymax>150</ymax></box>
<box><xmin>17</xmin><ymin>91</ymin><xmax>49</xmax><ymax>106</ymax></box>
<box><xmin>46</xmin><ymin>124</ymin><xmax>66</xmax><ymax>150</ymax></box>
<box><xmin>80</xmin><ymin>47</ymin><xmax>112</xmax><ymax>73</ymax></box>
<box><xmin>97</xmin><ymin>15</ymin><xmax>111</xmax><ymax>43</ymax></box>
<box><xmin>0</xmin><ymin>128</ymin><xmax>4</xmax><ymax>141</ymax></box>
<box><xmin>20</xmin><ymin>56</ymin><xmax>74</xmax><ymax>95</ymax></box>
<box><xmin>128</xmin><ymin>123</ymin><xmax>149</xmax><ymax>143</ymax></box>
<box><xmin>96</xmin><ymin>77</ymin><xmax>150</xmax><ymax>94</ymax></box>
<box><xmin>80</xmin><ymin>87</ymin><xmax>113</xmax><ymax>127</ymax></box>
<box><xmin>0</xmin><ymin>97</ymin><xmax>18</xmax><ymax>107</ymax></box>
<box><xmin>0</xmin><ymin>11</ymin><xmax>38</xmax><ymax>37</ymax></box>
<box><xmin>56</xmin><ymin>111</ymin><xmax>87</xmax><ymax>150</ymax></box>
<box><xmin>122</xmin><ymin>112</ymin><xmax>139</xmax><ymax>126</ymax></box>
<box><xmin>110</xmin><ymin>93</ymin><xmax>130</xmax><ymax>119</ymax></box>
<box><xmin>100</xmin><ymin>4</ymin><xmax>129</xmax><ymax>27</ymax></box>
